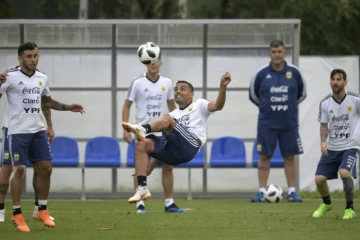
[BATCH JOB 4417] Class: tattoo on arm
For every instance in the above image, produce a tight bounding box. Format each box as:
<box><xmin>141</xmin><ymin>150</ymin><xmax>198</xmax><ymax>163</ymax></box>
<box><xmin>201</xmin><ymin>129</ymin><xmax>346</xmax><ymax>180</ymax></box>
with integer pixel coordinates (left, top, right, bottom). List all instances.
<box><xmin>41</xmin><ymin>96</ymin><xmax>53</xmax><ymax>126</ymax></box>
<box><xmin>320</xmin><ymin>123</ymin><xmax>329</xmax><ymax>142</ymax></box>
<box><xmin>0</xmin><ymin>184</ymin><xmax>9</xmax><ymax>194</ymax></box>
<box><xmin>50</xmin><ymin>99</ymin><xmax>68</xmax><ymax>111</ymax></box>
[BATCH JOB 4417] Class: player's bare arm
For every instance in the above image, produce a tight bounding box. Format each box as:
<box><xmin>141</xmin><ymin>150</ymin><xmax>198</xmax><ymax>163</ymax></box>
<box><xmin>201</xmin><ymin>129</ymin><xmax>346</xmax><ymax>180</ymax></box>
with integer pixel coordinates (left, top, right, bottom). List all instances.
<box><xmin>207</xmin><ymin>72</ymin><xmax>231</xmax><ymax>112</ymax></box>
<box><xmin>51</xmin><ymin>99</ymin><xmax>85</xmax><ymax>114</ymax></box>
<box><xmin>122</xmin><ymin>100</ymin><xmax>133</xmax><ymax>143</ymax></box>
<box><xmin>0</xmin><ymin>72</ymin><xmax>7</xmax><ymax>85</ymax></box>
<box><xmin>167</xmin><ymin>99</ymin><xmax>176</xmax><ymax>111</ymax></box>
<box><xmin>320</xmin><ymin>122</ymin><xmax>329</xmax><ymax>156</ymax></box>
<box><xmin>41</xmin><ymin>95</ymin><xmax>55</xmax><ymax>143</ymax></box>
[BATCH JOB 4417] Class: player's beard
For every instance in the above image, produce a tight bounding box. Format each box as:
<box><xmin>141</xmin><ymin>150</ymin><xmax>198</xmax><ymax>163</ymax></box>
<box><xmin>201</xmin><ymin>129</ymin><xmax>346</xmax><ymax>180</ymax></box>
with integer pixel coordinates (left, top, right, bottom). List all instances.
<box><xmin>23</xmin><ymin>62</ymin><xmax>36</xmax><ymax>72</ymax></box>
<box><xmin>332</xmin><ymin>85</ymin><xmax>344</xmax><ymax>94</ymax></box>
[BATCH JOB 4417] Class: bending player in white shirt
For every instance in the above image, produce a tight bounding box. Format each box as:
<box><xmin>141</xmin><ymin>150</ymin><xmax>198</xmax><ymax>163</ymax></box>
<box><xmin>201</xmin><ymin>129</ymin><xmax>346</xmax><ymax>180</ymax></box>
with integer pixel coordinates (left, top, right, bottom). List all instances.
<box><xmin>122</xmin><ymin>57</ymin><xmax>185</xmax><ymax>213</ymax></box>
<box><xmin>0</xmin><ymin>67</ymin><xmax>84</xmax><ymax>224</ymax></box>
<box><xmin>313</xmin><ymin>69</ymin><xmax>358</xmax><ymax>219</ymax></box>
<box><xmin>122</xmin><ymin>72</ymin><xmax>231</xmax><ymax>203</ymax></box>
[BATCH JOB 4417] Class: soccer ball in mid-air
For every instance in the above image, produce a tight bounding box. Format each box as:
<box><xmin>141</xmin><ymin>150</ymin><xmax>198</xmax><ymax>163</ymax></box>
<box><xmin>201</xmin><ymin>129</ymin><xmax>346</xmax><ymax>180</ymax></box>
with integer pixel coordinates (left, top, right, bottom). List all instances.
<box><xmin>137</xmin><ymin>42</ymin><xmax>161</xmax><ymax>65</ymax></box>
<box><xmin>264</xmin><ymin>184</ymin><xmax>283</xmax><ymax>203</ymax></box>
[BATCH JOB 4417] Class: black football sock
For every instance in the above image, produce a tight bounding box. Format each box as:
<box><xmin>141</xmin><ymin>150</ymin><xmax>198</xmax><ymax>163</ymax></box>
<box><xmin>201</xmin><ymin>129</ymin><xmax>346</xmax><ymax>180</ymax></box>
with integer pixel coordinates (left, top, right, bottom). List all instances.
<box><xmin>137</xmin><ymin>175</ymin><xmax>147</xmax><ymax>187</ymax></box>
<box><xmin>141</xmin><ymin>124</ymin><xmax>151</xmax><ymax>134</ymax></box>
<box><xmin>342</xmin><ymin>177</ymin><xmax>354</xmax><ymax>210</ymax></box>
<box><xmin>322</xmin><ymin>195</ymin><xmax>331</xmax><ymax>205</ymax></box>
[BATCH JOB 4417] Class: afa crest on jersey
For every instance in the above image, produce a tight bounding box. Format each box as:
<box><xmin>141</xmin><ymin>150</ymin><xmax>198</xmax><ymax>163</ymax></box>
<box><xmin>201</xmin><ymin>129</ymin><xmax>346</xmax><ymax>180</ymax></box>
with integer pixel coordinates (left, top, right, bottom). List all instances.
<box><xmin>4</xmin><ymin>152</ymin><xmax>9</xmax><ymax>160</ymax></box>
<box><xmin>257</xmin><ymin>144</ymin><xmax>262</xmax><ymax>152</ymax></box>
<box><xmin>347</xmin><ymin>105</ymin><xmax>353</xmax><ymax>113</ymax></box>
<box><xmin>161</xmin><ymin>86</ymin><xmax>166</xmax><ymax>92</ymax></box>
<box><xmin>14</xmin><ymin>152</ymin><xmax>20</xmax><ymax>161</ymax></box>
<box><xmin>38</xmin><ymin>80</ymin><xmax>43</xmax><ymax>87</ymax></box>
<box><xmin>188</xmin><ymin>107</ymin><xmax>193</xmax><ymax>112</ymax></box>
<box><xmin>286</xmin><ymin>71</ymin><xmax>292</xmax><ymax>79</ymax></box>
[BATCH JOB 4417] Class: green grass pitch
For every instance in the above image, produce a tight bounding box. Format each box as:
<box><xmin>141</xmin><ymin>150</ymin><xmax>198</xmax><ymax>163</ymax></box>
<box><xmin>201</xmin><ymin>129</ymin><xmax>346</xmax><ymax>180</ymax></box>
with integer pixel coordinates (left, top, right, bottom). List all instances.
<box><xmin>1</xmin><ymin>199</ymin><xmax>359</xmax><ymax>240</ymax></box>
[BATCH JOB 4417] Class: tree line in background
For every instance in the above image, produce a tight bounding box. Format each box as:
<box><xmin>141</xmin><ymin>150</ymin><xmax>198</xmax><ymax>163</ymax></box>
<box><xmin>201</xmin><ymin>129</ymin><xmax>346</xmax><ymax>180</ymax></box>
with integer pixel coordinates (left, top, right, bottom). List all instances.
<box><xmin>1</xmin><ymin>0</ymin><xmax>360</xmax><ymax>55</ymax></box>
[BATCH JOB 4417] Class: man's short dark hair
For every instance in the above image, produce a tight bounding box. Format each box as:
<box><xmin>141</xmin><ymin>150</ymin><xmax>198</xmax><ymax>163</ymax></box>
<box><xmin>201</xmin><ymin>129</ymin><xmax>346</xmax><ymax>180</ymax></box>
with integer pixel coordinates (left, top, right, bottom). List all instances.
<box><xmin>331</xmin><ymin>68</ymin><xmax>347</xmax><ymax>80</ymax></box>
<box><xmin>176</xmin><ymin>80</ymin><xmax>194</xmax><ymax>92</ymax></box>
<box><xmin>18</xmin><ymin>42</ymin><xmax>38</xmax><ymax>56</ymax></box>
<box><xmin>270</xmin><ymin>40</ymin><xmax>285</xmax><ymax>48</ymax></box>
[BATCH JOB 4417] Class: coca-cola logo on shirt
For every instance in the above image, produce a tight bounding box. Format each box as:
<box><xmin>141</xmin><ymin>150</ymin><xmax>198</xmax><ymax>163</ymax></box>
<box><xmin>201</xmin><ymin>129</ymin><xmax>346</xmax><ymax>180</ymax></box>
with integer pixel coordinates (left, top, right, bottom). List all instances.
<box><xmin>22</xmin><ymin>87</ymin><xmax>41</xmax><ymax>95</ymax></box>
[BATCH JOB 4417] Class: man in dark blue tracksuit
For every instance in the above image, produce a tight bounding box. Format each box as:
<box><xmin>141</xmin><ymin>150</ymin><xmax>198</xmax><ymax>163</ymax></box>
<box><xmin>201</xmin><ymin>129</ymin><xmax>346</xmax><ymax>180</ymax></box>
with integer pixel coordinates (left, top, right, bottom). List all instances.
<box><xmin>249</xmin><ymin>40</ymin><xmax>306</xmax><ymax>202</ymax></box>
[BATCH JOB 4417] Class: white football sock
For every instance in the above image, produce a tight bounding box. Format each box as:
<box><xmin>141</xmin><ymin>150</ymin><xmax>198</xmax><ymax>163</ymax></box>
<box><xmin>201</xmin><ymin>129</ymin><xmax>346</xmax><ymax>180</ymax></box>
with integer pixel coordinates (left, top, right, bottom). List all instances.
<box><xmin>259</xmin><ymin>188</ymin><xmax>266</xmax><ymax>193</ymax></box>
<box><xmin>288</xmin><ymin>187</ymin><xmax>296</xmax><ymax>195</ymax></box>
<box><xmin>38</xmin><ymin>200</ymin><xmax>47</xmax><ymax>206</ymax></box>
<box><xmin>165</xmin><ymin>198</ymin><xmax>174</xmax><ymax>207</ymax></box>
<box><xmin>136</xmin><ymin>201</ymin><xmax>145</xmax><ymax>208</ymax></box>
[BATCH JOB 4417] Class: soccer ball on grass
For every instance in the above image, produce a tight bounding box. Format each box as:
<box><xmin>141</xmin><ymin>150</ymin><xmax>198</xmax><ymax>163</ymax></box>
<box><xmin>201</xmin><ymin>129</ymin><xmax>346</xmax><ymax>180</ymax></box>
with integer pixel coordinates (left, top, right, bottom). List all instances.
<box><xmin>264</xmin><ymin>184</ymin><xmax>283</xmax><ymax>203</ymax></box>
<box><xmin>137</xmin><ymin>42</ymin><xmax>161</xmax><ymax>65</ymax></box>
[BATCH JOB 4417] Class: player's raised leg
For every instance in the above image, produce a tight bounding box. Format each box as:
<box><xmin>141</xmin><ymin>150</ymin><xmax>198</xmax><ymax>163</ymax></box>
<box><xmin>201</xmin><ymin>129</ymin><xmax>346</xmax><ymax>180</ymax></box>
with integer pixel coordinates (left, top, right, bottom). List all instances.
<box><xmin>122</xmin><ymin>113</ymin><xmax>175</xmax><ymax>142</ymax></box>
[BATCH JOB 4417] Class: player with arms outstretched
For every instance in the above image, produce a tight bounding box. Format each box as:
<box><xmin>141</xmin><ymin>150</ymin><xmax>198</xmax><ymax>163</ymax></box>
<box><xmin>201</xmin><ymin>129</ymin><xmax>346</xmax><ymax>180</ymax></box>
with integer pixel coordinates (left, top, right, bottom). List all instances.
<box><xmin>122</xmin><ymin>72</ymin><xmax>231</xmax><ymax>203</ymax></box>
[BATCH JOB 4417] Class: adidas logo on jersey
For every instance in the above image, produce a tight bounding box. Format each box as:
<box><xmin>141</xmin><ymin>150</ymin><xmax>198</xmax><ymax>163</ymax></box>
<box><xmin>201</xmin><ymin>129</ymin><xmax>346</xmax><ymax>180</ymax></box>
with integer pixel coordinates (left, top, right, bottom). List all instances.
<box><xmin>330</xmin><ymin>110</ymin><xmax>334</xmax><ymax>113</ymax></box>
<box><xmin>18</xmin><ymin>81</ymin><xmax>24</xmax><ymax>85</ymax></box>
<box><xmin>144</xmin><ymin>88</ymin><xmax>149</xmax><ymax>92</ymax></box>
<box><xmin>266</xmin><ymin>74</ymin><xmax>272</xmax><ymax>79</ymax></box>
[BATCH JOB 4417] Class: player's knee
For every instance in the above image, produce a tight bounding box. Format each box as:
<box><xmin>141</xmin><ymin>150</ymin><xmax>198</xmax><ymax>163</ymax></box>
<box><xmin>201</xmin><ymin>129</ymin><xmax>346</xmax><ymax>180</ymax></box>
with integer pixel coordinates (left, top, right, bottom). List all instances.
<box><xmin>338</xmin><ymin>168</ymin><xmax>351</xmax><ymax>178</ymax></box>
<box><xmin>135</xmin><ymin>140</ymin><xmax>147</xmax><ymax>152</ymax></box>
<box><xmin>163</xmin><ymin>114</ymin><xmax>175</xmax><ymax>126</ymax></box>
<box><xmin>0</xmin><ymin>164</ymin><xmax>13</xmax><ymax>179</ymax></box>
<box><xmin>12</xmin><ymin>165</ymin><xmax>26</xmax><ymax>180</ymax></box>
<box><xmin>36</xmin><ymin>161</ymin><xmax>52</xmax><ymax>177</ymax></box>
<box><xmin>32</xmin><ymin>163</ymin><xmax>39</xmax><ymax>173</ymax></box>
<box><xmin>259</xmin><ymin>155</ymin><xmax>271</xmax><ymax>163</ymax></box>
<box><xmin>135</xmin><ymin>139</ymin><xmax>154</xmax><ymax>153</ymax></box>
<box><xmin>283</xmin><ymin>155</ymin><xmax>294</xmax><ymax>162</ymax></box>
<box><xmin>315</xmin><ymin>175</ymin><xmax>327</xmax><ymax>185</ymax></box>
<box><xmin>162</xmin><ymin>164</ymin><xmax>173</xmax><ymax>173</ymax></box>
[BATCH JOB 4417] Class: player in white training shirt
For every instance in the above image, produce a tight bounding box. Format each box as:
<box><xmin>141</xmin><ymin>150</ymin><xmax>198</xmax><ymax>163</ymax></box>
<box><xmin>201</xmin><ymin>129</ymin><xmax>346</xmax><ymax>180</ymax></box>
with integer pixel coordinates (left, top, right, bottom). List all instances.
<box><xmin>122</xmin><ymin>72</ymin><xmax>231</xmax><ymax>203</ymax></box>
<box><xmin>0</xmin><ymin>42</ymin><xmax>55</xmax><ymax>232</ymax></box>
<box><xmin>0</xmin><ymin>64</ymin><xmax>84</xmax><ymax>224</ymax></box>
<box><xmin>122</xmin><ymin>58</ymin><xmax>186</xmax><ymax>213</ymax></box>
<box><xmin>313</xmin><ymin>69</ymin><xmax>358</xmax><ymax>220</ymax></box>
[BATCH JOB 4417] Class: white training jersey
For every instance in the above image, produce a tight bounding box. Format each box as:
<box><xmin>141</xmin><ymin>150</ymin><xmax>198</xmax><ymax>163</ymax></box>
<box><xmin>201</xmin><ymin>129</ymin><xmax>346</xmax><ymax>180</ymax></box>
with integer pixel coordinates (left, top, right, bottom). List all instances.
<box><xmin>0</xmin><ymin>68</ymin><xmax>51</xmax><ymax>134</ymax></box>
<box><xmin>169</xmin><ymin>99</ymin><xmax>213</xmax><ymax>146</ymax></box>
<box><xmin>2</xmin><ymin>65</ymin><xmax>21</xmax><ymax>128</ymax></box>
<box><xmin>126</xmin><ymin>73</ymin><xmax>174</xmax><ymax>125</ymax></box>
<box><xmin>318</xmin><ymin>91</ymin><xmax>360</xmax><ymax>151</ymax></box>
